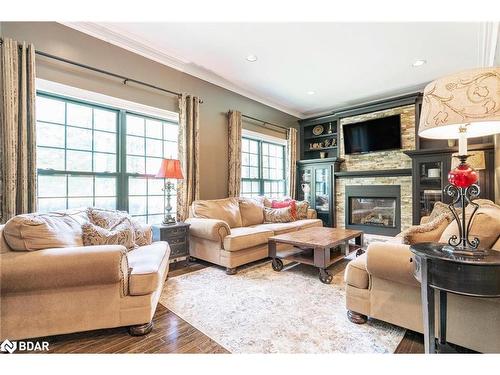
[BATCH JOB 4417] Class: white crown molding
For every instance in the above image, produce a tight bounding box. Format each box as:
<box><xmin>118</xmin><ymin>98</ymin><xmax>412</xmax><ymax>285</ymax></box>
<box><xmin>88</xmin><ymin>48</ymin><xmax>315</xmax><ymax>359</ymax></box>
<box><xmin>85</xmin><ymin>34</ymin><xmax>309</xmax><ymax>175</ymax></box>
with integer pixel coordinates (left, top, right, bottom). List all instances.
<box><xmin>60</xmin><ymin>22</ymin><xmax>306</xmax><ymax>119</ymax></box>
<box><xmin>478</xmin><ymin>21</ymin><xmax>499</xmax><ymax>67</ymax></box>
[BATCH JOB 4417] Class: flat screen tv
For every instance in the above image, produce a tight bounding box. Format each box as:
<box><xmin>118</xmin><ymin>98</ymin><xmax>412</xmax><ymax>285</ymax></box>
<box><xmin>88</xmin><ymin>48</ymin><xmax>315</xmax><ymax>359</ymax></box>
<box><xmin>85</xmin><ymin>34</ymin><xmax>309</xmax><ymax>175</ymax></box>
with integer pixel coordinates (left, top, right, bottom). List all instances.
<box><xmin>343</xmin><ymin>114</ymin><xmax>402</xmax><ymax>154</ymax></box>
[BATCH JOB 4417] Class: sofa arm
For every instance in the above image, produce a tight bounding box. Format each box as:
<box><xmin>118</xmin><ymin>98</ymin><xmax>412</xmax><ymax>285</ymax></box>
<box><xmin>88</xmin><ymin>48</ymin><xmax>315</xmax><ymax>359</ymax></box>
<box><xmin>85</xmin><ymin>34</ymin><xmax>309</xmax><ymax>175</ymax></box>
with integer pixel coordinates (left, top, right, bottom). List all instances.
<box><xmin>366</xmin><ymin>242</ymin><xmax>418</xmax><ymax>287</ymax></box>
<box><xmin>185</xmin><ymin>217</ymin><xmax>231</xmax><ymax>244</ymax></box>
<box><xmin>306</xmin><ymin>209</ymin><xmax>317</xmax><ymax>219</ymax></box>
<box><xmin>0</xmin><ymin>245</ymin><xmax>129</xmax><ymax>294</ymax></box>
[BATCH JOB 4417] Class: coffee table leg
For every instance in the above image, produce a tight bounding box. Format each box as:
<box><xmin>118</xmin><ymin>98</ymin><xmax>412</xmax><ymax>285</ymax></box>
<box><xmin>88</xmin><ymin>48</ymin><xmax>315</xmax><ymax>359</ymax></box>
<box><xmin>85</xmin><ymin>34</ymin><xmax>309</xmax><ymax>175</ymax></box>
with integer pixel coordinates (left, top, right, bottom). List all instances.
<box><xmin>355</xmin><ymin>233</ymin><xmax>365</xmax><ymax>256</ymax></box>
<box><xmin>269</xmin><ymin>240</ymin><xmax>283</xmax><ymax>272</ymax></box>
<box><xmin>314</xmin><ymin>247</ymin><xmax>333</xmax><ymax>284</ymax></box>
<box><xmin>319</xmin><ymin>268</ymin><xmax>333</xmax><ymax>284</ymax></box>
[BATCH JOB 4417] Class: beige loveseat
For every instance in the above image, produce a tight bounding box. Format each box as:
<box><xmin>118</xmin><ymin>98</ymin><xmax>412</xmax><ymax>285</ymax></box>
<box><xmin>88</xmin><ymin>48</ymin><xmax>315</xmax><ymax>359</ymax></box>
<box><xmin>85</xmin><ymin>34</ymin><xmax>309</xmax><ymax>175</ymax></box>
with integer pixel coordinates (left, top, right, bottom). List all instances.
<box><xmin>186</xmin><ymin>197</ymin><xmax>321</xmax><ymax>274</ymax></box>
<box><xmin>0</xmin><ymin>210</ymin><xmax>170</xmax><ymax>340</ymax></box>
<box><xmin>344</xmin><ymin>200</ymin><xmax>500</xmax><ymax>353</ymax></box>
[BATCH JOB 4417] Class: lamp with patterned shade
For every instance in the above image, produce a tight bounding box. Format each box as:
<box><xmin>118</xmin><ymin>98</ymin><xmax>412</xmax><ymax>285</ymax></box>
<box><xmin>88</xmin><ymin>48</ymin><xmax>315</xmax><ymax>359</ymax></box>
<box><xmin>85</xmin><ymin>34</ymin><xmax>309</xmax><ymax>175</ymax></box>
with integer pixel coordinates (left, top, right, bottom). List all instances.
<box><xmin>156</xmin><ymin>159</ymin><xmax>184</xmax><ymax>225</ymax></box>
<box><xmin>419</xmin><ymin>67</ymin><xmax>500</xmax><ymax>255</ymax></box>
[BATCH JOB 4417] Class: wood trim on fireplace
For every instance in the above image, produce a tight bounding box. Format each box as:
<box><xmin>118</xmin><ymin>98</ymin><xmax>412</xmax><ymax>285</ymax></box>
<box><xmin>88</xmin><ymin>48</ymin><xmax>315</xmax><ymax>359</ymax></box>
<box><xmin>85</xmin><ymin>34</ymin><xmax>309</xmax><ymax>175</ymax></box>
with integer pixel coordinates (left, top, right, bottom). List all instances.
<box><xmin>335</xmin><ymin>169</ymin><xmax>412</xmax><ymax>178</ymax></box>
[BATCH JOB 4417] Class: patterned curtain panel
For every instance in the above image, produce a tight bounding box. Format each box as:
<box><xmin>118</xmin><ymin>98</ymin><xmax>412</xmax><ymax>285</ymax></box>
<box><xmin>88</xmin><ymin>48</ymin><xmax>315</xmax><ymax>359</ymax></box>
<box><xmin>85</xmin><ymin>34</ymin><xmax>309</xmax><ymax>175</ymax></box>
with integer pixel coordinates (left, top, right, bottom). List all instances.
<box><xmin>227</xmin><ymin>110</ymin><xmax>242</xmax><ymax>197</ymax></box>
<box><xmin>0</xmin><ymin>38</ymin><xmax>37</xmax><ymax>224</ymax></box>
<box><xmin>177</xmin><ymin>94</ymin><xmax>200</xmax><ymax>221</ymax></box>
<box><xmin>286</xmin><ymin>127</ymin><xmax>298</xmax><ymax>199</ymax></box>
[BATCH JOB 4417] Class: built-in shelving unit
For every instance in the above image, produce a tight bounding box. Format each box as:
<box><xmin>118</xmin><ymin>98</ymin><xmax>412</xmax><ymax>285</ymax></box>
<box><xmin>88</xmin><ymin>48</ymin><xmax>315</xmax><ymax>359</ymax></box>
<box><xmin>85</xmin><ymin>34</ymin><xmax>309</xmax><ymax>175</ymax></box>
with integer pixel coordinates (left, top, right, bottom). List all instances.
<box><xmin>300</xmin><ymin>120</ymin><xmax>339</xmax><ymax>160</ymax></box>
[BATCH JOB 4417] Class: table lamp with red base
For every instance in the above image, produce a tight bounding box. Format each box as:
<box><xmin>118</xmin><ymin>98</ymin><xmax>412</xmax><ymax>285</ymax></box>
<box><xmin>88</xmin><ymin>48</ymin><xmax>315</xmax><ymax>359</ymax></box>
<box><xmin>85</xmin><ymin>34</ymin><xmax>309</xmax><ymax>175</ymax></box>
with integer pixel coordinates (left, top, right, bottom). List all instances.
<box><xmin>419</xmin><ymin>67</ymin><xmax>500</xmax><ymax>256</ymax></box>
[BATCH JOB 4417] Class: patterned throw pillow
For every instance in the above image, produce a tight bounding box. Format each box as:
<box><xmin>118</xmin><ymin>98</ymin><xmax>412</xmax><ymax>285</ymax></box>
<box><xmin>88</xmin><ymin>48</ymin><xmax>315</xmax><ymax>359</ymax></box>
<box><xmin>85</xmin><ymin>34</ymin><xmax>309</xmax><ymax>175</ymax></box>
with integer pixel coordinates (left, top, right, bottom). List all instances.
<box><xmin>86</xmin><ymin>207</ymin><xmax>152</xmax><ymax>248</ymax></box>
<box><xmin>295</xmin><ymin>201</ymin><xmax>310</xmax><ymax>219</ymax></box>
<box><xmin>428</xmin><ymin>201</ymin><xmax>452</xmax><ymax>221</ymax></box>
<box><xmin>82</xmin><ymin>220</ymin><xmax>135</xmax><ymax>250</ymax></box>
<box><xmin>271</xmin><ymin>200</ymin><xmax>297</xmax><ymax>220</ymax></box>
<box><xmin>400</xmin><ymin>213</ymin><xmax>452</xmax><ymax>245</ymax></box>
<box><xmin>263</xmin><ymin>206</ymin><xmax>295</xmax><ymax>223</ymax></box>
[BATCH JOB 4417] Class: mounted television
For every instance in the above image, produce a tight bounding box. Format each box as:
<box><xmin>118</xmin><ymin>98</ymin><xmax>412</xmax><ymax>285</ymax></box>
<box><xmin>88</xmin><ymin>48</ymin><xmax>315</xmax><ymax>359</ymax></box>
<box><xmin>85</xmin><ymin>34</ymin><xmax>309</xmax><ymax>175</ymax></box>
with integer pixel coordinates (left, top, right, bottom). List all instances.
<box><xmin>343</xmin><ymin>114</ymin><xmax>402</xmax><ymax>154</ymax></box>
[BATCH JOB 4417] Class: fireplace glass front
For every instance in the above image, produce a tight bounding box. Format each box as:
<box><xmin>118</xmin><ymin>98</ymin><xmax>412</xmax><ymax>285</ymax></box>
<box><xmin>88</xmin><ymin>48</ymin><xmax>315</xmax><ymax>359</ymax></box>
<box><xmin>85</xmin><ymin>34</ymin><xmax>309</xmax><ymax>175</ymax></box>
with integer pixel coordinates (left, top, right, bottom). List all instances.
<box><xmin>349</xmin><ymin>197</ymin><xmax>397</xmax><ymax>228</ymax></box>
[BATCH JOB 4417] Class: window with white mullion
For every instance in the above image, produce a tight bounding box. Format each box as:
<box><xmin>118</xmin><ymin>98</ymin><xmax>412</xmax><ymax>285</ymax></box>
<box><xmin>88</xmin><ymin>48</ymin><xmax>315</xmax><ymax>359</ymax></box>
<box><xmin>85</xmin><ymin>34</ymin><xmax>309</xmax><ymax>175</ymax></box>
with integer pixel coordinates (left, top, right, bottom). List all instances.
<box><xmin>125</xmin><ymin>113</ymin><xmax>179</xmax><ymax>224</ymax></box>
<box><xmin>240</xmin><ymin>136</ymin><xmax>286</xmax><ymax>198</ymax></box>
<box><xmin>36</xmin><ymin>94</ymin><xmax>119</xmax><ymax>212</ymax></box>
<box><xmin>35</xmin><ymin>92</ymin><xmax>179</xmax><ymax>224</ymax></box>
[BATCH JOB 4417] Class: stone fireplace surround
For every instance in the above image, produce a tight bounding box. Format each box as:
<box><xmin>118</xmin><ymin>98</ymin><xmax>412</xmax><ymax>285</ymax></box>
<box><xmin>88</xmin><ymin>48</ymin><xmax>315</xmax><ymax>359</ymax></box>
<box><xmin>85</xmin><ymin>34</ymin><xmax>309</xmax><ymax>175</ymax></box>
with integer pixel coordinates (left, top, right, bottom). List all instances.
<box><xmin>334</xmin><ymin>104</ymin><xmax>416</xmax><ymax>234</ymax></box>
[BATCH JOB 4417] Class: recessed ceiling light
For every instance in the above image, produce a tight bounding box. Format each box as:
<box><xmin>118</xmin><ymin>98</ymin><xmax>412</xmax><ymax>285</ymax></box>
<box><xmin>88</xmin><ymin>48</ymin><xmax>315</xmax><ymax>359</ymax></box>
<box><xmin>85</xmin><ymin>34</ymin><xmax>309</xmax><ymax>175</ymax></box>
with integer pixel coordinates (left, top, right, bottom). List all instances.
<box><xmin>246</xmin><ymin>54</ymin><xmax>258</xmax><ymax>62</ymax></box>
<box><xmin>307</xmin><ymin>91</ymin><xmax>315</xmax><ymax>95</ymax></box>
<box><xmin>412</xmin><ymin>59</ymin><xmax>427</xmax><ymax>67</ymax></box>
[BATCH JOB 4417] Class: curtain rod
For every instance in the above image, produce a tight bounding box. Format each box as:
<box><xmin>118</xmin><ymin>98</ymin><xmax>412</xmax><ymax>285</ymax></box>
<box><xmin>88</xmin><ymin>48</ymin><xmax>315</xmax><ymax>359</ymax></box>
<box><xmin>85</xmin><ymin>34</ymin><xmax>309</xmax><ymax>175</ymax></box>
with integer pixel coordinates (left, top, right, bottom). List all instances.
<box><xmin>241</xmin><ymin>114</ymin><xmax>289</xmax><ymax>132</ymax></box>
<box><xmin>0</xmin><ymin>38</ymin><xmax>203</xmax><ymax>104</ymax></box>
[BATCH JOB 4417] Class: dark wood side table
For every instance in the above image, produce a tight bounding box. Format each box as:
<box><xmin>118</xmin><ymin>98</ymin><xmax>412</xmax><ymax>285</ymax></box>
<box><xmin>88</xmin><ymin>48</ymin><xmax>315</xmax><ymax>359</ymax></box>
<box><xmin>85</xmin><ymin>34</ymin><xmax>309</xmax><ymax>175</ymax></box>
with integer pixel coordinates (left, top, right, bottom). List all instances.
<box><xmin>410</xmin><ymin>242</ymin><xmax>500</xmax><ymax>354</ymax></box>
<box><xmin>152</xmin><ymin>222</ymin><xmax>190</xmax><ymax>262</ymax></box>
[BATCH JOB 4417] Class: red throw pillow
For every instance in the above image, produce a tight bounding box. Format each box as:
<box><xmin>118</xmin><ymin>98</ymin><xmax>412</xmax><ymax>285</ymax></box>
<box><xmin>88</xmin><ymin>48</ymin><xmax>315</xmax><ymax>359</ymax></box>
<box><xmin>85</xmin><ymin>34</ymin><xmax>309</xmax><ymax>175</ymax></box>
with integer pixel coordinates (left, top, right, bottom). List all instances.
<box><xmin>271</xmin><ymin>200</ymin><xmax>297</xmax><ymax>220</ymax></box>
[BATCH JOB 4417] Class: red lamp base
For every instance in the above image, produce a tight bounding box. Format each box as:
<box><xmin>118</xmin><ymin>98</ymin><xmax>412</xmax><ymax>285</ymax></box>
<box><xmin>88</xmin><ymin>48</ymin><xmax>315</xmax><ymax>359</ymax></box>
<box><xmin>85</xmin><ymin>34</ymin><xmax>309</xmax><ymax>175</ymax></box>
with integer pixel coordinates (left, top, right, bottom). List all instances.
<box><xmin>447</xmin><ymin>155</ymin><xmax>478</xmax><ymax>188</ymax></box>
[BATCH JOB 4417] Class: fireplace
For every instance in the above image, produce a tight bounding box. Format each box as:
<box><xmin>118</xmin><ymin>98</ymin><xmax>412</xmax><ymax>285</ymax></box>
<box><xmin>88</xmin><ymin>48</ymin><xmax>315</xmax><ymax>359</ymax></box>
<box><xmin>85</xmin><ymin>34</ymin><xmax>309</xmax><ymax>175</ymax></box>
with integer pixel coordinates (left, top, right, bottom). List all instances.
<box><xmin>345</xmin><ymin>185</ymin><xmax>401</xmax><ymax>236</ymax></box>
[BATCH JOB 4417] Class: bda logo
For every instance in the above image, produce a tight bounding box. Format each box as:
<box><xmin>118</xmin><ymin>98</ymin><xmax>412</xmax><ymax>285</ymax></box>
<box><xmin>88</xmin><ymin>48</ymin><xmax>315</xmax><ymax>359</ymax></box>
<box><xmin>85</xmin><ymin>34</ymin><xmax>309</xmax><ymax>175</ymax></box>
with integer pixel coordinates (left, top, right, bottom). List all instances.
<box><xmin>0</xmin><ymin>339</ymin><xmax>17</xmax><ymax>354</ymax></box>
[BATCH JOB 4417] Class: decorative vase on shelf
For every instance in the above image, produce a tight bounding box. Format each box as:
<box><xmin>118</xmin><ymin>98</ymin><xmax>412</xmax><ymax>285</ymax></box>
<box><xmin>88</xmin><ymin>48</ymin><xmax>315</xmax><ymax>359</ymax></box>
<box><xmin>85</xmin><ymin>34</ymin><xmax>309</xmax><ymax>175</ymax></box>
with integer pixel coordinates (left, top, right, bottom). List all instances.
<box><xmin>320</xmin><ymin>151</ymin><xmax>327</xmax><ymax>159</ymax></box>
<box><xmin>328</xmin><ymin>123</ymin><xmax>333</xmax><ymax>134</ymax></box>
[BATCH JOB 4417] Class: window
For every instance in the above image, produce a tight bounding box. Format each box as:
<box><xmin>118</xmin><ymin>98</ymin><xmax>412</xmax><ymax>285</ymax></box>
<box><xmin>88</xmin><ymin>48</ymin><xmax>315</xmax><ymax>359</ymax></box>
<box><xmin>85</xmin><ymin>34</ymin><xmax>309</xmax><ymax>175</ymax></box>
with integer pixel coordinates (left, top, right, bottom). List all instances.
<box><xmin>240</xmin><ymin>136</ymin><xmax>286</xmax><ymax>198</ymax></box>
<box><xmin>35</xmin><ymin>93</ymin><xmax>178</xmax><ymax>224</ymax></box>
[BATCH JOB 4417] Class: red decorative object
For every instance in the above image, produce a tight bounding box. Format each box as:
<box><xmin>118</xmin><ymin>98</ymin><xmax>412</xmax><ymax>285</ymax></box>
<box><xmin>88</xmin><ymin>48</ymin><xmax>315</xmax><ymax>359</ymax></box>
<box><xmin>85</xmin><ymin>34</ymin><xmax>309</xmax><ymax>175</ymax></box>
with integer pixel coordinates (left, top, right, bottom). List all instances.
<box><xmin>272</xmin><ymin>199</ymin><xmax>297</xmax><ymax>220</ymax></box>
<box><xmin>447</xmin><ymin>158</ymin><xmax>478</xmax><ymax>188</ymax></box>
<box><xmin>156</xmin><ymin>159</ymin><xmax>184</xmax><ymax>180</ymax></box>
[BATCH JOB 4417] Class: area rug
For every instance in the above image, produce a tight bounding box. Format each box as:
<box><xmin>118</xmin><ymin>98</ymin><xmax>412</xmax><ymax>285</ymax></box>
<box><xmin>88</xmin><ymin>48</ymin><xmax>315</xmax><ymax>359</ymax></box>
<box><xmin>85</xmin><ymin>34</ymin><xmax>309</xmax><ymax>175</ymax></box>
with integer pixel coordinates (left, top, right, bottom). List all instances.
<box><xmin>159</xmin><ymin>259</ymin><xmax>405</xmax><ymax>353</ymax></box>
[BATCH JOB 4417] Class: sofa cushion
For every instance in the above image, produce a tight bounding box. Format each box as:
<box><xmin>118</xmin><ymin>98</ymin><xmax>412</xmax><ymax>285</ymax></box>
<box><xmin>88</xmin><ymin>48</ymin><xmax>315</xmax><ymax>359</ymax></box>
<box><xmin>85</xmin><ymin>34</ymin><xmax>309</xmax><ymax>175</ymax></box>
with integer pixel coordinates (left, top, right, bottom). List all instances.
<box><xmin>272</xmin><ymin>200</ymin><xmax>297</xmax><ymax>220</ymax></box>
<box><xmin>263</xmin><ymin>206</ymin><xmax>295</xmax><ymax>223</ymax></box>
<box><xmin>400</xmin><ymin>213</ymin><xmax>451</xmax><ymax>245</ymax></box>
<box><xmin>86</xmin><ymin>207</ymin><xmax>151</xmax><ymax>247</ymax></box>
<box><xmin>345</xmin><ymin>253</ymin><xmax>369</xmax><ymax>289</ymax></box>
<box><xmin>251</xmin><ymin>222</ymin><xmax>297</xmax><ymax>235</ymax></box>
<box><xmin>296</xmin><ymin>201</ymin><xmax>310</xmax><ymax>219</ymax></box>
<box><xmin>3</xmin><ymin>212</ymin><xmax>84</xmax><ymax>251</ymax></box>
<box><xmin>439</xmin><ymin>202</ymin><xmax>500</xmax><ymax>249</ymax></box>
<box><xmin>192</xmin><ymin>198</ymin><xmax>243</xmax><ymax>228</ymax></box>
<box><xmin>428</xmin><ymin>201</ymin><xmax>452</xmax><ymax>221</ymax></box>
<box><xmin>223</xmin><ymin>227</ymin><xmax>273</xmax><ymax>251</ymax></box>
<box><xmin>127</xmin><ymin>241</ymin><xmax>170</xmax><ymax>296</ymax></box>
<box><xmin>289</xmin><ymin>219</ymin><xmax>323</xmax><ymax>230</ymax></box>
<box><xmin>239</xmin><ymin>198</ymin><xmax>264</xmax><ymax>226</ymax></box>
<box><xmin>82</xmin><ymin>221</ymin><xmax>136</xmax><ymax>251</ymax></box>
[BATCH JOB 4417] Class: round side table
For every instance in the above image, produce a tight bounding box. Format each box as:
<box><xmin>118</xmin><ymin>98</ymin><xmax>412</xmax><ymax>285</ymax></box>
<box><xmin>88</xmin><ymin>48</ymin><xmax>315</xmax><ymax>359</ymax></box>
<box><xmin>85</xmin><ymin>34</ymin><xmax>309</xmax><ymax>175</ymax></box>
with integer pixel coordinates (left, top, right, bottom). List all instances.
<box><xmin>409</xmin><ymin>242</ymin><xmax>500</xmax><ymax>354</ymax></box>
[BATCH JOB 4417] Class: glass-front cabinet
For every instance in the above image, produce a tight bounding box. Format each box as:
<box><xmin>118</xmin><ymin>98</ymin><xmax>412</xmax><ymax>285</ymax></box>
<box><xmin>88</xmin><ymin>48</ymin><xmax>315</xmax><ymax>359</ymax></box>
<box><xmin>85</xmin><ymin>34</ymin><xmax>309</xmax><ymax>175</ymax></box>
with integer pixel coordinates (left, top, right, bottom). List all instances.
<box><xmin>297</xmin><ymin>159</ymin><xmax>341</xmax><ymax>227</ymax></box>
<box><xmin>406</xmin><ymin>152</ymin><xmax>452</xmax><ymax>225</ymax></box>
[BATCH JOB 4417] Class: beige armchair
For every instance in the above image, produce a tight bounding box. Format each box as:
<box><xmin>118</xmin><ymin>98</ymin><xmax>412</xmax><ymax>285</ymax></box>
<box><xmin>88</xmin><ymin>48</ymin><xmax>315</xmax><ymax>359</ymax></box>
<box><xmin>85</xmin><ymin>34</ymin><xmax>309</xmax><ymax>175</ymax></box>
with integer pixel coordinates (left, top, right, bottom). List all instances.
<box><xmin>0</xmin><ymin>212</ymin><xmax>170</xmax><ymax>341</ymax></box>
<box><xmin>186</xmin><ymin>197</ymin><xmax>321</xmax><ymax>274</ymax></box>
<box><xmin>344</xmin><ymin>200</ymin><xmax>500</xmax><ymax>353</ymax></box>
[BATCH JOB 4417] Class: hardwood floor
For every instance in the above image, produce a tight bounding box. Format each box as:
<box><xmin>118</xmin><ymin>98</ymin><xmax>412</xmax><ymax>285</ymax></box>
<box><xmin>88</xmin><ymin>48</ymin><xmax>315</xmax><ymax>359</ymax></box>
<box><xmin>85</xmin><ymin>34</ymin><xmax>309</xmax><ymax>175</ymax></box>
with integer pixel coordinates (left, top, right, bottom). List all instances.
<box><xmin>27</xmin><ymin>259</ymin><xmax>465</xmax><ymax>354</ymax></box>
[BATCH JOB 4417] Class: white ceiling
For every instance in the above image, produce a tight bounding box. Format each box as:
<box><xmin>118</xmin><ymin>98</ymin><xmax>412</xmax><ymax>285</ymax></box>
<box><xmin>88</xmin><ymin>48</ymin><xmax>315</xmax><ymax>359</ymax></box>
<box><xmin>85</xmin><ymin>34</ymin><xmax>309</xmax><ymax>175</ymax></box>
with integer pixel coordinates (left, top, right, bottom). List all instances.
<box><xmin>65</xmin><ymin>22</ymin><xmax>498</xmax><ymax>118</ymax></box>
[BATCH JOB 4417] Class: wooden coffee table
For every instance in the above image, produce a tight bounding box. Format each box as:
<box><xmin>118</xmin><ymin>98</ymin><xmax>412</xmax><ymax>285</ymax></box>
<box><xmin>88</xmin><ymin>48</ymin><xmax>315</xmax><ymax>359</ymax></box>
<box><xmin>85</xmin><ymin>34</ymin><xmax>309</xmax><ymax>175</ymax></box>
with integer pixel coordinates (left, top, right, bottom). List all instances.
<box><xmin>268</xmin><ymin>227</ymin><xmax>364</xmax><ymax>284</ymax></box>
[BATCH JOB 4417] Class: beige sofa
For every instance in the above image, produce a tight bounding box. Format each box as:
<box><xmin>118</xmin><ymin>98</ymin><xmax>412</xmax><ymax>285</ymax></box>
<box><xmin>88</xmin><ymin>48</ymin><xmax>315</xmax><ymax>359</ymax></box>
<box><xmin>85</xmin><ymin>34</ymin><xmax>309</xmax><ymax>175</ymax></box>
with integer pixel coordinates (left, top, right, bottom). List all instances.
<box><xmin>344</xmin><ymin>201</ymin><xmax>500</xmax><ymax>353</ymax></box>
<box><xmin>186</xmin><ymin>197</ymin><xmax>321</xmax><ymax>274</ymax></box>
<box><xmin>0</xmin><ymin>210</ymin><xmax>170</xmax><ymax>341</ymax></box>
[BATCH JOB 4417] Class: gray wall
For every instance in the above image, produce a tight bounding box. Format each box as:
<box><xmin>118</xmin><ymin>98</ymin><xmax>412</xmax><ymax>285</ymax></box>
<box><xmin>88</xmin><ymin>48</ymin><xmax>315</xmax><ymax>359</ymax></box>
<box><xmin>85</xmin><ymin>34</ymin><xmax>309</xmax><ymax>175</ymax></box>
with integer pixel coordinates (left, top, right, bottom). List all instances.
<box><xmin>1</xmin><ymin>22</ymin><xmax>299</xmax><ymax>200</ymax></box>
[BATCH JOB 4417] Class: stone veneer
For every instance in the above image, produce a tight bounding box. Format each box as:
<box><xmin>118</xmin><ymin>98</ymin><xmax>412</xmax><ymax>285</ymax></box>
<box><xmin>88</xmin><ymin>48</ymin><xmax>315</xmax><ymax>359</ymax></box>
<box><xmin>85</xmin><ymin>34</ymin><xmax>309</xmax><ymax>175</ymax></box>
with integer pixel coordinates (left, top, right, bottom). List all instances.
<box><xmin>336</xmin><ymin>176</ymin><xmax>413</xmax><ymax>232</ymax></box>
<box><xmin>335</xmin><ymin>105</ymin><xmax>416</xmax><ymax>232</ymax></box>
